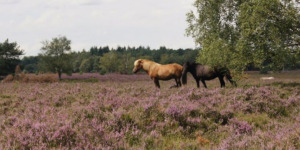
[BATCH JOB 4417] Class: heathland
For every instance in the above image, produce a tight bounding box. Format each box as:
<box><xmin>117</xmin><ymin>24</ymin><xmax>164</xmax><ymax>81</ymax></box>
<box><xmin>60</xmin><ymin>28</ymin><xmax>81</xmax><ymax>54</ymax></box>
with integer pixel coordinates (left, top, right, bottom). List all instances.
<box><xmin>0</xmin><ymin>71</ymin><xmax>299</xmax><ymax>149</ymax></box>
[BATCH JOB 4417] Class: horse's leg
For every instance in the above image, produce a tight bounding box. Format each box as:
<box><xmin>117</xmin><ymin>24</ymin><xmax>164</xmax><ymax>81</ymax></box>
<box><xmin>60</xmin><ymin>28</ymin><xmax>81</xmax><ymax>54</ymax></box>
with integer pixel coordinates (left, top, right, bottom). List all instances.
<box><xmin>169</xmin><ymin>79</ymin><xmax>177</xmax><ymax>88</ymax></box>
<box><xmin>175</xmin><ymin>78</ymin><xmax>179</xmax><ymax>87</ymax></box>
<box><xmin>176</xmin><ymin>77</ymin><xmax>181</xmax><ymax>87</ymax></box>
<box><xmin>218</xmin><ymin>76</ymin><xmax>225</xmax><ymax>88</ymax></box>
<box><xmin>178</xmin><ymin>78</ymin><xmax>182</xmax><ymax>87</ymax></box>
<box><xmin>201</xmin><ymin>80</ymin><xmax>207</xmax><ymax>88</ymax></box>
<box><xmin>154</xmin><ymin>78</ymin><xmax>160</xmax><ymax>88</ymax></box>
<box><xmin>228</xmin><ymin>78</ymin><xmax>237</xmax><ymax>87</ymax></box>
<box><xmin>226</xmin><ymin>74</ymin><xmax>237</xmax><ymax>87</ymax></box>
<box><xmin>170</xmin><ymin>78</ymin><xmax>181</xmax><ymax>88</ymax></box>
<box><xmin>196</xmin><ymin>79</ymin><xmax>200</xmax><ymax>88</ymax></box>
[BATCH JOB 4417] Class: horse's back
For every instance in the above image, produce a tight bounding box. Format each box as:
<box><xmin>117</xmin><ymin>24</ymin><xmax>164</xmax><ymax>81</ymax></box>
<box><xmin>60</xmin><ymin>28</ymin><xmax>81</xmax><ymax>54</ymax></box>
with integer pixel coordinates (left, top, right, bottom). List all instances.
<box><xmin>196</xmin><ymin>65</ymin><xmax>231</xmax><ymax>79</ymax></box>
<box><xmin>195</xmin><ymin>65</ymin><xmax>218</xmax><ymax>79</ymax></box>
<box><xmin>155</xmin><ymin>63</ymin><xmax>182</xmax><ymax>79</ymax></box>
<box><xmin>171</xmin><ymin>63</ymin><xmax>183</xmax><ymax>71</ymax></box>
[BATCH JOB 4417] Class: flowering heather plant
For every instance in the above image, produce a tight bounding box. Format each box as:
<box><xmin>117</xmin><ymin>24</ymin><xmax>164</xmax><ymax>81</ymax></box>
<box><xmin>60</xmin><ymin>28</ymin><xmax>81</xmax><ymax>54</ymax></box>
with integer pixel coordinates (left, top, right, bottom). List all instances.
<box><xmin>61</xmin><ymin>73</ymin><xmax>150</xmax><ymax>82</ymax></box>
<box><xmin>229</xmin><ymin>118</ymin><xmax>253</xmax><ymax>135</ymax></box>
<box><xmin>0</xmin><ymin>71</ymin><xmax>299</xmax><ymax>149</ymax></box>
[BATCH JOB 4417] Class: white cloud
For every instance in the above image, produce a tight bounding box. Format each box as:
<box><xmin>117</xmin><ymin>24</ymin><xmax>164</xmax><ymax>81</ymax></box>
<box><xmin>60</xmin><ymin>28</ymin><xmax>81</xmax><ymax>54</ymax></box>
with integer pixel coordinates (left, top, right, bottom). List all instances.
<box><xmin>0</xmin><ymin>0</ymin><xmax>20</xmax><ymax>4</ymax></box>
<box><xmin>44</xmin><ymin>0</ymin><xmax>101</xmax><ymax>7</ymax></box>
<box><xmin>0</xmin><ymin>0</ymin><xmax>195</xmax><ymax>56</ymax></box>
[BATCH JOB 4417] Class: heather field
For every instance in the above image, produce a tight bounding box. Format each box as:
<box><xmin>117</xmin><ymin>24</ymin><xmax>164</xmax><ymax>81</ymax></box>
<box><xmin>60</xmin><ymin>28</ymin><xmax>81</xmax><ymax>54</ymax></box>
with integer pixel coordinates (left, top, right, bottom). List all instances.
<box><xmin>0</xmin><ymin>72</ymin><xmax>300</xmax><ymax>149</ymax></box>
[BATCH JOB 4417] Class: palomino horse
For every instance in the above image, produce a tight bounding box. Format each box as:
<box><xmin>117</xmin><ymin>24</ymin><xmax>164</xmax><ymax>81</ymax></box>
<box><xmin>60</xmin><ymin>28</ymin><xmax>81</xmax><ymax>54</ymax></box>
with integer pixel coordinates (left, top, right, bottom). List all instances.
<box><xmin>182</xmin><ymin>62</ymin><xmax>237</xmax><ymax>88</ymax></box>
<box><xmin>132</xmin><ymin>59</ymin><xmax>183</xmax><ymax>88</ymax></box>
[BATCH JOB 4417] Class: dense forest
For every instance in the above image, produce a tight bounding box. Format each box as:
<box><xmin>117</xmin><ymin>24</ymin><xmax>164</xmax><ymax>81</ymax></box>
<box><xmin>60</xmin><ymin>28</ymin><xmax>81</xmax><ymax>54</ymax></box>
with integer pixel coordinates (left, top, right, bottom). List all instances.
<box><xmin>20</xmin><ymin>46</ymin><xmax>198</xmax><ymax>75</ymax></box>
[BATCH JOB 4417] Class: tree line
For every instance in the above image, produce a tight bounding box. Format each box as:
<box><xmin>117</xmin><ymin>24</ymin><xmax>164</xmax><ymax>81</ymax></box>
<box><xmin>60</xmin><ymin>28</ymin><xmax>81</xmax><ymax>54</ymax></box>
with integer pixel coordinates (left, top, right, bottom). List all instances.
<box><xmin>0</xmin><ymin>37</ymin><xmax>198</xmax><ymax>79</ymax></box>
<box><xmin>0</xmin><ymin>34</ymin><xmax>299</xmax><ymax>80</ymax></box>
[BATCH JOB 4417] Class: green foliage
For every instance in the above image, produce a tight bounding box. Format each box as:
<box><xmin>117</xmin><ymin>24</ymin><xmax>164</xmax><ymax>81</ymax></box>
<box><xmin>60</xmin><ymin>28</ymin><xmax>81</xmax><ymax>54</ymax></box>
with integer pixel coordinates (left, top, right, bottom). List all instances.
<box><xmin>117</xmin><ymin>53</ymin><xmax>136</xmax><ymax>74</ymax></box>
<box><xmin>99</xmin><ymin>52</ymin><xmax>121</xmax><ymax>73</ymax></box>
<box><xmin>99</xmin><ymin>68</ymin><xmax>107</xmax><ymax>75</ymax></box>
<box><xmin>197</xmin><ymin>38</ymin><xmax>233</xmax><ymax>67</ymax></box>
<box><xmin>89</xmin><ymin>46</ymin><xmax>110</xmax><ymax>56</ymax></box>
<box><xmin>98</xmin><ymin>51</ymin><xmax>134</xmax><ymax>74</ymax></box>
<box><xmin>237</xmin><ymin>113</ymin><xmax>270</xmax><ymax>129</ymax></box>
<box><xmin>284</xmin><ymin>48</ymin><xmax>300</xmax><ymax>70</ymax></box>
<box><xmin>79</xmin><ymin>59</ymin><xmax>92</xmax><ymax>73</ymax></box>
<box><xmin>20</xmin><ymin>56</ymin><xmax>38</xmax><ymax>73</ymax></box>
<box><xmin>38</xmin><ymin>36</ymin><xmax>73</xmax><ymax>79</ymax></box>
<box><xmin>236</xmin><ymin>0</ymin><xmax>298</xmax><ymax>71</ymax></box>
<box><xmin>0</xmin><ymin>39</ymin><xmax>24</xmax><ymax>76</ymax></box>
<box><xmin>187</xmin><ymin>0</ymin><xmax>300</xmax><ymax>73</ymax></box>
<box><xmin>71</xmin><ymin>50</ymin><xmax>90</xmax><ymax>73</ymax></box>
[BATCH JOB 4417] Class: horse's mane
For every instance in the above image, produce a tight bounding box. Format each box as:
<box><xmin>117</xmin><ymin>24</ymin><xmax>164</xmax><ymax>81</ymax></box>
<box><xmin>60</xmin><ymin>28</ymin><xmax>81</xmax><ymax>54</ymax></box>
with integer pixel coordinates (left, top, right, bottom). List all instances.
<box><xmin>141</xmin><ymin>59</ymin><xmax>163</xmax><ymax>65</ymax></box>
<box><xmin>182</xmin><ymin>62</ymin><xmax>203</xmax><ymax>85</ymax></box>
<box><xmin>141</xmin><ymin>59</ymin><xmax>155</xmax><ymax>63</ymax></box>
<box><xmin>185</xmin><ymin>61</ymin><xmax>202</xmax><ymax>66</ymax></box>
<box><xmin>192</xmin><ymin>62</ymin><xmax>202</xmax><ymax>65</ymax></box>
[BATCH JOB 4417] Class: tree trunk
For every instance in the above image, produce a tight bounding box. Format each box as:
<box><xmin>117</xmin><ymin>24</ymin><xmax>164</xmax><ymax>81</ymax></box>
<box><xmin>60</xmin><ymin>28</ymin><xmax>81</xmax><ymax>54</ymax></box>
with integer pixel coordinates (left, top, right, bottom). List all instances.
<box><xmin>58</xmin><ymin>71</ymin><xmax>62</xmax><ymax>80</ymax></box>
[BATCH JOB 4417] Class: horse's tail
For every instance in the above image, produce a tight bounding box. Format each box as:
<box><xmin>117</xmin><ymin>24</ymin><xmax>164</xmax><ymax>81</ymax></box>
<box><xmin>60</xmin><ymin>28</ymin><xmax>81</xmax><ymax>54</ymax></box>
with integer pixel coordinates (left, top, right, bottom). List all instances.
<box><xmin>225</xmin><ymin>69</ymin><xmax>237</xmax><ymax>87</ymax></box>
<box><xmin>182</xmin><ymin>66</ymin><xmax>188</xmax><ymax>85</ymax></box>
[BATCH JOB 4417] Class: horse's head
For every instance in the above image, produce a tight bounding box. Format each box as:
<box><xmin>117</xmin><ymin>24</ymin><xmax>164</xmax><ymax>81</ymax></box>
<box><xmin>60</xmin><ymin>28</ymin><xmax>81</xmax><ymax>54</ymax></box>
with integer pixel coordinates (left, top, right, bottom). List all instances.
<box><xmin>133</xmin><ymin>59</ymin><xmax>143</xmax><ymax>73</ymax></box>
<box><xmin>181</xmin><ymin>62</ymin><xmax>191</xmax><ymax>85</ymax></box>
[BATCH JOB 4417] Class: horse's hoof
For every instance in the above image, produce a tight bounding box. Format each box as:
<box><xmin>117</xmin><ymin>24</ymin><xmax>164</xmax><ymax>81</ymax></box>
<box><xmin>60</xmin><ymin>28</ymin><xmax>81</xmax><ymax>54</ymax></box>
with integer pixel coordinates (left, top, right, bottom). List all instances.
<box><xmin>169</xmin><ymin>85</ymin><xmax>178</xmax><ymax>89</ymax></box>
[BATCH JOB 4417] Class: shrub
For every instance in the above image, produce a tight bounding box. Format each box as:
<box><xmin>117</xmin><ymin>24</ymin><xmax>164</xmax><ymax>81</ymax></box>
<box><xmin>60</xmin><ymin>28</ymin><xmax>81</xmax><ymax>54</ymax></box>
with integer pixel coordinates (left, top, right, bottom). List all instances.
<box><xmin>2</xmin><ymin>75</ymin><xmax>14</xmax><ymax>82</ymax></box>
<box><xmin>99</xmin><ymin>69</ymin><xmax>107</xmax><ymax>75</ymax></box>
<box><xmin>2</xmin><ymin>73</ymin><xmax>58</xmax><ymax>83</ymax></box>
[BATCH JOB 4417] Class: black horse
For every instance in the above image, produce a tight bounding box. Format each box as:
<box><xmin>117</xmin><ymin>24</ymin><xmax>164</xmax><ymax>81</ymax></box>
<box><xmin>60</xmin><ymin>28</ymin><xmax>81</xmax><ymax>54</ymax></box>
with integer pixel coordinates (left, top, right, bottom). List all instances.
<box><xmin>182</xmin><ymin>62</ymin><xmax>237</xmax><ymax>88</ymax></box>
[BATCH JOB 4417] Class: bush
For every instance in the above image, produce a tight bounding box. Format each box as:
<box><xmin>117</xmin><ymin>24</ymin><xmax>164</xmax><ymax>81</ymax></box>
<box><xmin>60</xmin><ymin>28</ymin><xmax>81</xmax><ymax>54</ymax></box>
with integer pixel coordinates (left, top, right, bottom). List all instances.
<box><xmin>2</xmin><ymin>75</ymin><xmax>14</xmax><ymax>83</ymax></box>
<box><xmin>259</xmin><ymin>67</ymin><xmax>269</xmax><ymax>74</ymax></box>
<box><xmin>2</xmin><ymin>73</ymin><xmax>58</xmax><ymax>83</ymax></box>
<box><xmin>99</xmin><ymin>69</ymin><xmax>107</xmax><ymax>75</ymax></box>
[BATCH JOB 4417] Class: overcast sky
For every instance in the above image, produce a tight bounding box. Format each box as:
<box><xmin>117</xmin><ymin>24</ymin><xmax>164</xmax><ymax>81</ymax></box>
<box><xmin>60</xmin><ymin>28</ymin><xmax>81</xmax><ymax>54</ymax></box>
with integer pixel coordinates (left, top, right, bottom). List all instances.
<box><xmin>0</xmin><ymin>0</ymin><xmax>195</xmax><ymax>56</ymax></box>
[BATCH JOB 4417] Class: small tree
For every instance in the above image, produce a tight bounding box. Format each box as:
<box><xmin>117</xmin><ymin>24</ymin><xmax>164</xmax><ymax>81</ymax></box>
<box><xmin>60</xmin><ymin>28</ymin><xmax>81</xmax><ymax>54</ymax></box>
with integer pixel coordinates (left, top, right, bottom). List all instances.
<box><xmin>38</xmin><ymin>36</ymin><xmax>73</xmax><ymax>80</ymax></box>
<box><xmin>0</xmin><ymin>39</ymin><xmax>24</xmax><ymax>76</ymax></box>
